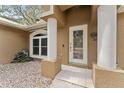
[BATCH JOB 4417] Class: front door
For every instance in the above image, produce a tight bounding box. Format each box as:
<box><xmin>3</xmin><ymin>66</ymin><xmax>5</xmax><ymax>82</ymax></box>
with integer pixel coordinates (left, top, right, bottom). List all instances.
<box><xmin>69</xmin><ymin>25</ymin><xmax>88</xmax><ymax>64</ymax></box>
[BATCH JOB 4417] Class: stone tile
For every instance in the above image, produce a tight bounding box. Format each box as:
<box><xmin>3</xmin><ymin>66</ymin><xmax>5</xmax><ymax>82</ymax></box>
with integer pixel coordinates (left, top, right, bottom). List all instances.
<box><xmin>50</xmin><ymin>79</ymin><xmax>84</xmax><ymax>88</ymax></box>
<box><xmin>54</xmin><ymin>65</ymin><xmax>94</xmax><ymax>88</ymax></box>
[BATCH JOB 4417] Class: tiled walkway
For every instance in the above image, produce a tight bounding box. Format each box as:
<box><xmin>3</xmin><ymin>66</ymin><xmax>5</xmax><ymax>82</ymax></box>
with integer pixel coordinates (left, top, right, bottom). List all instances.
<box><xmin>50</xmin><ymin>65</ymin><xmax>94</xmax><ymax>88</ymax></box>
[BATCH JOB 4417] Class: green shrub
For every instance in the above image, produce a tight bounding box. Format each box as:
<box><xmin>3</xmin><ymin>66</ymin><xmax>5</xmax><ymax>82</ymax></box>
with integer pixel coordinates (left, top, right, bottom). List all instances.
<box><xmin>11</xmin><ymin>49</ymin><xmax>33</xmax><ymax>63</ymax></box>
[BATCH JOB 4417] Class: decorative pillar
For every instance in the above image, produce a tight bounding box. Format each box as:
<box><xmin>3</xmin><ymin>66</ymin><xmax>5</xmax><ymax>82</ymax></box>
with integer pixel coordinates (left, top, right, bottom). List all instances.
<box><xmin>41</xmin><ymin>18</ymin><xmax>61</xmax><ymax>79</ymax></box>
<box><xmin>97</xmin><ymin>5</ymin><xmax>117</xmax><ymax>69</ymax></box>
<box><xmin>47</xmin><ymin>18</ymin><xmax>57</xmax><ymax>61</ymax></box>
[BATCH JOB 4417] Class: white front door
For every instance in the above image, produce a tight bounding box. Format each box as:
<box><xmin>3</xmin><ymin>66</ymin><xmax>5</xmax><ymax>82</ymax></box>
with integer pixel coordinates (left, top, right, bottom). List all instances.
<box><xmin>69</xmin><ymin>25</ymin><xmax>88</xmax><ymax>64</ymax></box>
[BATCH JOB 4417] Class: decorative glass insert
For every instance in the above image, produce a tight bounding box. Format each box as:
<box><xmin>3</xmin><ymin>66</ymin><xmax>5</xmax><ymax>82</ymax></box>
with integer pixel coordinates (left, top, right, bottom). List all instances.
<box><xmin>73</xmin><ymin>30</ymin><xmax>83</xmax><ymax>59</ymax></box>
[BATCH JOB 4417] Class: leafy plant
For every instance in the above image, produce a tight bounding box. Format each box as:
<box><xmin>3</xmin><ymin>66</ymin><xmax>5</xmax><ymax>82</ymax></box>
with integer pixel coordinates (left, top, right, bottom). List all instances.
<box><xmin>11</xmin><ymin>49</ymin><xmax>33</xmax><ymax>63</ymax></box>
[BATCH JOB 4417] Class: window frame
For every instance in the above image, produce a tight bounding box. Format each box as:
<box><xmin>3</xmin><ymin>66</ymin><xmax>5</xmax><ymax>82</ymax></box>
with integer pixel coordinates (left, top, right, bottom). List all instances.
<box><xmin>30</xmin><ymin>29</ymin><xmax>47</xmax><ymax>59</ymax></box>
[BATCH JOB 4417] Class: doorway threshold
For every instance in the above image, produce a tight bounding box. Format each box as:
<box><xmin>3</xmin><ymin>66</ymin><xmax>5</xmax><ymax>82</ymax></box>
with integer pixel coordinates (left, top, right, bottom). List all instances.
<box><xmin>51</xmin><ymin>65</ymin><xmax>94</xmax><ymax>88</ymax></box>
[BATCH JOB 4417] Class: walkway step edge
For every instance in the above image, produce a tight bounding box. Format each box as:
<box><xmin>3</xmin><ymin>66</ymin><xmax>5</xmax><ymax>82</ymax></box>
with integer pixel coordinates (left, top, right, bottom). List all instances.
<box><xmin>56</xmin><ymin>78</ymin><xmax>87</xmax><ymax>88</ymax></box>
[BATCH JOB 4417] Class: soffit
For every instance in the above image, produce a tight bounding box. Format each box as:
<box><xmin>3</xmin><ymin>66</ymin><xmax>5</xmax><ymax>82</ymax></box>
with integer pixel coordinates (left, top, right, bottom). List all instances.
<box><xmin>58</xmin><ymin>5</ymin><xmax>76</xmax><ymax>11</ymax></box>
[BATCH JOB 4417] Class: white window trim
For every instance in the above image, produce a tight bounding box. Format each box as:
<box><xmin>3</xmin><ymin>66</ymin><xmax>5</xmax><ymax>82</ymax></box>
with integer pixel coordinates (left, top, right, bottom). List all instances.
<box><xmin>30</xmin><ymin>29</ymin><xmax>47</xmax><ymax>59</ymax></box>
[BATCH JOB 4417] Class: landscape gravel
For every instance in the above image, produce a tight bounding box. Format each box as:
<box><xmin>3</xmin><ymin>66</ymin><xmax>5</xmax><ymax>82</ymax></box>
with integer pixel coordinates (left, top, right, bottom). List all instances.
<box><xmin>0</xmin><ymin>61</ymin><xmax>52</xmax><ymax>88</ymax></box>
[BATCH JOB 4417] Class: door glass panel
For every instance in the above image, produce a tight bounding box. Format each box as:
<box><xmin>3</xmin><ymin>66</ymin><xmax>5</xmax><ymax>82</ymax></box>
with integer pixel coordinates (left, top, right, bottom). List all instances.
<box><xmin>73</xmin><ymin>30</ymin><xmax>83</xmax><ymax>59</ymax></box>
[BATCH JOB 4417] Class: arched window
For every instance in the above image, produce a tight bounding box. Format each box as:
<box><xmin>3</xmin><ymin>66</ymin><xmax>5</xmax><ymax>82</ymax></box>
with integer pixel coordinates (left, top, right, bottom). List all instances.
<box><xmin>30</xmin><ymin>29</ymin><xmax>47</xmax><ymax>59</ymax></box>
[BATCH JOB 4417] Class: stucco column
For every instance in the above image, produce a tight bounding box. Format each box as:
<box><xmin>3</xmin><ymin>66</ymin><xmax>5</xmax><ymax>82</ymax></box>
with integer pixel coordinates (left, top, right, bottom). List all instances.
<box><xmin>97</xmin><ymin>5</ymin><xmax>117</xmax><ymax>70</ymax></box>
<box><xmin>42</xmin><ymin>18</ymin><xmax>61</xmax><ymax>79</ymax></box>
<box><xmin>47</xmin><ymin>18</ymin><xmax>57</xmax><ymax>61</ymax></box>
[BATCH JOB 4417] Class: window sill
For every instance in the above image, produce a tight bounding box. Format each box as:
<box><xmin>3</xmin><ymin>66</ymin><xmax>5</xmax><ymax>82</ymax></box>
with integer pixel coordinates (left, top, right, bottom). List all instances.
<box><xmin>30</xmin><ymin>55</ymin><xmax>47</xmax><ymax>59</ymax></box>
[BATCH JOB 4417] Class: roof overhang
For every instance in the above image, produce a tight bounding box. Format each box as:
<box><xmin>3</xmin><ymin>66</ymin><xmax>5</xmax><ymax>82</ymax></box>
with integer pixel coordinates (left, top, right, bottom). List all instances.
<box><xmin>0</xmin><ymin>5</ymin><xmax>72</xmax><ymax>30</ymax></box>
<box><xmin>0</xmin><ymin>17</ymin><xmax>27</xmax><ymax>30</ymax></box>
<box><xmin>0</xmin><ymin>17</ymin><xmax>46</xmax><ymax>31</ymax></box>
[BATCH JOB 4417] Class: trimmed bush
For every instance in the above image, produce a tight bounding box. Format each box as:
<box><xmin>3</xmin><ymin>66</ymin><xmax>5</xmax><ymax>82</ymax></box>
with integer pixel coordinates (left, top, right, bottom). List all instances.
<box><xmin>11</xmin><ymin>49</ymin><xmax>33</xmax><ymax>63</ymax></box>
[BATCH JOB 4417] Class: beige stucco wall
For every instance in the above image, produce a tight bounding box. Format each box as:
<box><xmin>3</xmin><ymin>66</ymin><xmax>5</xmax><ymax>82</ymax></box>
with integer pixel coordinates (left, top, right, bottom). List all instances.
<box><xmin>0</xmin><ymin>25</ymin><xmax>29</xmax><ymax>64</ymax></box>
<box><xmin>93</xmin><ymin>64</ymin><xmax>124</xmax><ymax>88</ymax></box>
<box><xmin>41</xmin><ymin>59</ymin><xmax>61</xmax><ymax>79</ymax></box>
<box><xmin>117</xmin><ymin>13</ymin><xmax>124</xmax><ymax>69</ymax></box>
<box><xmin>57</xmin><ymin>6</ymin><xmax>97</xmax><ymax>68</ymax></box>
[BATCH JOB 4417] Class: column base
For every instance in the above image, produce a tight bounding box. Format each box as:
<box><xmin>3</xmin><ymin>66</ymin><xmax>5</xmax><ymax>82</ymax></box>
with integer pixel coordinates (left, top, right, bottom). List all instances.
<box><xmin>41</xmin><ymin>60</ymin><xmax>61</xmax><ymax>79</ymax></box>
<box><xmin>93</xmin><ymin>64</ymin><xmax>124</xmax><ymax>88</ymax></box>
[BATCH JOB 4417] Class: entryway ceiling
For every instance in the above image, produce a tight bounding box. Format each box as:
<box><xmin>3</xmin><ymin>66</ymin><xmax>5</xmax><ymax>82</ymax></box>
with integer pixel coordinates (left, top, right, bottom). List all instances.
<box><xmin>58</xmin><ymin>5</ymin><xmax>76</xmax><ymax>11</ymax></box>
